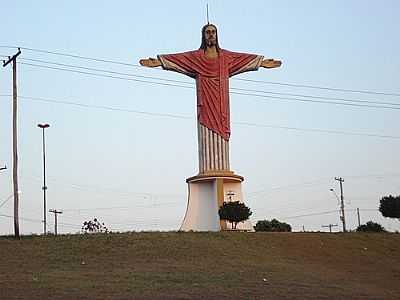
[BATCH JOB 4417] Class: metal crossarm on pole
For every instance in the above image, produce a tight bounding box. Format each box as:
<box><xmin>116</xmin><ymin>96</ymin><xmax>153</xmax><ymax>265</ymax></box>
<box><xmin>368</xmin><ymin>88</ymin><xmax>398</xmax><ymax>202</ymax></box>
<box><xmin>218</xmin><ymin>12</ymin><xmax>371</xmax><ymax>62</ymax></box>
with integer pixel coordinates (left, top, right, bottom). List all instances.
<box><xmin>49</xmin><ymin>209</ymin><xmax>62</xmax><ymax>236</ymax></box>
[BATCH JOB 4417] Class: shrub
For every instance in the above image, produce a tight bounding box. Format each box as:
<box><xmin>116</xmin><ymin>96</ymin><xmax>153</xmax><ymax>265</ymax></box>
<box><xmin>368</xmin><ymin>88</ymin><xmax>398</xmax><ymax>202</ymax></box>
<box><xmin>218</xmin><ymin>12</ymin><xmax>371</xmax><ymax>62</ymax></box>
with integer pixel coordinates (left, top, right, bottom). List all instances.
<box><xmin>356</xmin><ymin>221</ymin><xmax>386</xmax><ymax>232</ymax></box>
<box><xmin>81</xmin><ymin>218</ymin><xmax>109</xmax><ymax>234</ymax></box>
<box><xmin>218</xmin><ymin>201</ymin><xmax>252</xmax><ymax>229</ymax></box>
<box><xmin>254</xmin><ymin>219</ymin><xmax>292</xmax><ymax>232</ymax></box>
<box><xmin>379</xmin><ymin>195</ymin><xmax>400</xmax><ymax>220</ymax></box>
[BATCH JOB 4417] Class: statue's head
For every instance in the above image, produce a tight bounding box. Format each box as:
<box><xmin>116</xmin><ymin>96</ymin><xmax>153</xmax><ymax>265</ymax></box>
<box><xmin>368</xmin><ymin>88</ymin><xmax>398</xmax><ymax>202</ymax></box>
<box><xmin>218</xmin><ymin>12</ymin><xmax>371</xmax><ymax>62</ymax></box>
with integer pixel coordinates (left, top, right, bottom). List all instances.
<box><xmin>200</xmin><ymin>24</ymin><xmax>220</xmax><ymax>51</ymax></box>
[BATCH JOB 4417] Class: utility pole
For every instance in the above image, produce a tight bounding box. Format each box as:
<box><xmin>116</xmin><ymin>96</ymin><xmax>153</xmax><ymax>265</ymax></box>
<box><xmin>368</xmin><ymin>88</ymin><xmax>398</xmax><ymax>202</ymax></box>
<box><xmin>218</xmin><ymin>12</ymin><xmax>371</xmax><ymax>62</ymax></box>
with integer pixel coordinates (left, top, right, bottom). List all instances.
<box><xmin>3</xmin><ymin>48</ymin><xmax>22</xmax><ymax>238</ymax></box>
<box><xmin>357</xmin><ymin>208</ymin><xmax>361</xmax><ymax>227</ymax></box>
<box><xmin>49</xmin><ymin>209</ymin><xmax>62</xmax><ymax>236</ymax></box>
<box><xmin>38</xmin><ymin>123</ymin><xmax>50</xmax><ymax>235</ymax></box>
<box><xmin>322</xmin><ymin>223</ymin><xmax>338</xmax><ymax>233</ymax></box>
<box><xmin>334</xmin><ymin>177</ymin><xmax>346</xmax><ymax>232</ymax></box>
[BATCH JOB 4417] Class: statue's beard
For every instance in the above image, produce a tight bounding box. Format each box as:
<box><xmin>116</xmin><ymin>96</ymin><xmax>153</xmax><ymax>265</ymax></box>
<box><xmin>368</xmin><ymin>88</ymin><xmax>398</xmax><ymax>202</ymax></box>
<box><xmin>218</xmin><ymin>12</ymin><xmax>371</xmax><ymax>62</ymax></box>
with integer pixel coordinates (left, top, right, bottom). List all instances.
<box><xmin>206</xmin><ymin>39</ymin><xmax>216</xmax><ymax>47</ymax></box>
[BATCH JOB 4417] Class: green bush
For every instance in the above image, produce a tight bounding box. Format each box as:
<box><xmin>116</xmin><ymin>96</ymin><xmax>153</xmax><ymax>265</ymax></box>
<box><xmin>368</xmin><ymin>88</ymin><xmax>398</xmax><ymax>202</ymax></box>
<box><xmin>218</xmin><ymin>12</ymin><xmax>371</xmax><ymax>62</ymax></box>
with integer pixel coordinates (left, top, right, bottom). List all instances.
<box><xmin>218</xmin><ymin>201</ymin><xmax>252</xmax><ymax>229</ymax></box>
<box><xmin>81</xmin><ymin>218</ymin><xmax>109</xmax><ymax>234</ymax></box>
<box><xmin>356</xmin><ymin>221</ymin><xmax>386</xmax><ymax>232</ymax></box>
<box><xmin>254</xmin><ymin>219</ymin><xmax>292</xmax><ymax>232</ymax></box>
<box><xmin>379</xmin><ymin>195</ymin><xmax>400</xmax><ymax>219</ymax></box>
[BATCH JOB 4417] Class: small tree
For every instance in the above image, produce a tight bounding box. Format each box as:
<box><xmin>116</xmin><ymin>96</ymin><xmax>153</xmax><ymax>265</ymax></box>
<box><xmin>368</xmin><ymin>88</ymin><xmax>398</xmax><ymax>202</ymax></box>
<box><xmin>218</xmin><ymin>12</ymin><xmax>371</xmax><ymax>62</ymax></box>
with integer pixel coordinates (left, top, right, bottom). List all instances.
<box><xmin>218</xmin><ymin>201</ymin><xmax>252</xmax><ymax>229</ymax></box>
<box><xmin>81</xmin><ymin>218</ymin><xmax>109</xmax><ymax>234</ymax></box>
<box><xmin>379</xmin><ymin>195</ymin><xmax>400</xmax><ymax>220</ymax></box>
<box><xmin>254</xmin><ymin>219</ymin><xmax>292</xmax><ymax>232</ymax></box>
<box><xmin>356</xmin><ymin>221</ymin><xmax>386</xmax><ymax>232</ymax></box>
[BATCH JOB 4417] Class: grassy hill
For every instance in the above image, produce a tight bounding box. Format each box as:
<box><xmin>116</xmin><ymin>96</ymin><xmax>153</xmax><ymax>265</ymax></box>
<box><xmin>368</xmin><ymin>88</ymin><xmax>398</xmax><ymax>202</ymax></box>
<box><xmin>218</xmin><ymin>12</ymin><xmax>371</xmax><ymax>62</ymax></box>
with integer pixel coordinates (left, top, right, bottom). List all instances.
<box><xmin>1</xmin><ymin>232</ymin><xmax>399</xmax><ymax>299</ymax></box>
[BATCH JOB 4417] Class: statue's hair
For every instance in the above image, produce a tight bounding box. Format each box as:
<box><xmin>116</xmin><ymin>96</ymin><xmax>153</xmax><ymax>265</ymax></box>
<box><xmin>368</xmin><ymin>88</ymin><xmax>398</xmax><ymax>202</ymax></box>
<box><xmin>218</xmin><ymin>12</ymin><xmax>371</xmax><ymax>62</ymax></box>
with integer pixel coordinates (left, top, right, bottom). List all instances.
<box><xmin>199</xmin><ymin>24</ymin><xmax>220</xmax><ymax>51</ymax></box>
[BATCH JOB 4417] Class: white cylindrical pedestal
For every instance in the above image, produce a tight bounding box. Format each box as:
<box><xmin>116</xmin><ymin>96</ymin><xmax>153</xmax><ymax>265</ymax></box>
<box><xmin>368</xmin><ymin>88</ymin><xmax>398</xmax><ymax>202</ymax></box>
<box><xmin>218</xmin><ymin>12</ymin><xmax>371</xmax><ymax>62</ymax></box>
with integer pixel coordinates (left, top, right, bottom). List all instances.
<box><xmin>180</xmin><ymin>173</ymin><xmax>253</xmax><ymax>232</ymax></box>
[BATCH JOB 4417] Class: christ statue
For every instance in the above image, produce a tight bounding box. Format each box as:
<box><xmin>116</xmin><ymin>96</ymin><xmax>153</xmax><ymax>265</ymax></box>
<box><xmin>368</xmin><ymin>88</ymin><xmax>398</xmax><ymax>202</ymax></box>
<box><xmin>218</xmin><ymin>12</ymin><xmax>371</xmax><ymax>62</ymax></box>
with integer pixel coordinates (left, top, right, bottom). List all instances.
<box><xmin>140</xmin><ymin>24</ymin><xmax>281</xmax><ymax>174</ymax></box>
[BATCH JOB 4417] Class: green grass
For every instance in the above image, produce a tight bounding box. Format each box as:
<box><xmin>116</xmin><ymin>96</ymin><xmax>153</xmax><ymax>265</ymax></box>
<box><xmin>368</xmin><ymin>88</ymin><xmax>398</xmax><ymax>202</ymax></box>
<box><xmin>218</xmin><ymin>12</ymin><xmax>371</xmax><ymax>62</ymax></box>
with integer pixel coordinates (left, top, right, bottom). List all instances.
<box><xmin>1</xmin><ymin>232</ymin><xmax>399</xmax><ymax>299</ymax></box>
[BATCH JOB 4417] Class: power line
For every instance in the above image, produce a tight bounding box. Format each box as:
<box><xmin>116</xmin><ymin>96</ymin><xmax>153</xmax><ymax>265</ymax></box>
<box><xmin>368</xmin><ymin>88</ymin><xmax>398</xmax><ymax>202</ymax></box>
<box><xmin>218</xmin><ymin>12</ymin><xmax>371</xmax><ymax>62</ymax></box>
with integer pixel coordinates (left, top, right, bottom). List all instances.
<box><xmin>18</xmin><ymin>62</ymin><xmax>400</xmax><ymax>111</ymax></box>
<box><xmin>234</xmin><ymin>78</ymin><xmax>400</xmax><ymax>97</ymax></box>
<box><xmin>0</xmin><ymin>213</ymin><xmax>83</xmax><ymax>229</ymax></box>
<box><xmin>231</xmin><ymin>87</ymin><xmax>400</xmax><ymax>107</ymax></box>
<box><xmin>278</xmin><ymin>210</ymin><xmax>339</xmax><ymax>219</ymax></box>
<box><xmin>0</xmin><ymin>45</ymin><xmax>141</xmax><ymax>68</ymax></box>
<box><xmin>0</xmin><ymin>195</ymin><xmax>13</xmax><ymax>209</ymax></box>
<box><xmin>2</xmin><ymin>45</ymin><xmax>399</xmax><ymax>97</ymax></box>
<box><xmin>230</xmin><ymin>91</ymin><xmax>400</xmax><ymax>110</ymax></box>
<box><xmin>246</xmin><ymin>178</ymin><xmax>332</xmax><ymax>197</ymax></box>
<box><xmin>0</xmin><ymin>213</ymin><xmax>176</xmax><ymax>231</ymax></box>
<box><xmin>1</xmin><ymin>94</ymin><xmax>399</xmax><ymax>140</ymax></box>
<box><xmin>0</xmin><ymin>213</ymin><xmax>42</xmax><ymax>224</ymax></box>
<box><xmin>20</xmin><ymin>57</ymin><xmax>194</xmax><ymax>86</ymax></box>
<box><xmin>19</xmin><ymin>62</ymin><xmax>195</xmax><ymax>91</ymax></box>
<box><xmin>16</xmin><ymin>94</ymin><xmax>193</xmax><ymax>120</ymax></box>
<box><xmin>234</xmin><ymin>121</ymin><xmax>400</xmax><ymax>140</ymax></box>
<box><xmin>246</xmin><ymin>173</ymin><xmax>400</xmax><ymax>199</ymax></box>
<box><xmin>19</xmin><ymin>57</ymin><xmax>400</xmax><ymax>108</ymax></box>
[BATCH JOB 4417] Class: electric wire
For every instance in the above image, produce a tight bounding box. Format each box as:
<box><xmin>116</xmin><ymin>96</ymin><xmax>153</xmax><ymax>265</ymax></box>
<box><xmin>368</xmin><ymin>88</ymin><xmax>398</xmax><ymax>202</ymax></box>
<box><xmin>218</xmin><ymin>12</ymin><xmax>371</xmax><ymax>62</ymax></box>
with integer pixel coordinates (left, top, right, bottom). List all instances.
<box><xmin>18</xmin><ymin>62</ymin><xmax>400</xmax><ymax>111</ymax></box>
<box><xmin>0</xmin><ymin>196</ymin><xmax>13</xmax><ymax>209</ymax></box>
<box><xmin>19</xmin><ymin>62</ymin><xmax>195</xmax><ymax>91</ymax></box>
<box><xmin>2</xmin><ymin>45</ymin><xmax>399</xmax><ymax>97</ymax></box>
<box><xmin>0</xmin><ymin>45</ymin><xmax>141</xmax><ymax>68</ymax></box>
<box><xmin>1</xmin><ymin>94</ymin><xmax>399</xmax><ymax>140</ymax></box>
<box><xmin>278</xmin><ymin>210</ymin><xmax>339</xmax><ymax>219</ymax></box>
<box><xmin>234</xmin><ymin>78</ymin><xmax>400</xmax><ymax>97</ymax></box>
<box><xmin>17</xmin><ymin>94</ymin><xmax>193</xmax><ymax>120</ymax></box>
<box><xmin>18</xmin><ymin>57</ymin><xmax>400</xmax><ymax>108</ymax></box>
<box><xmin>20</xmin><ymin>57</ymin><xmax>193</xmax><ymax>85</ymax></box>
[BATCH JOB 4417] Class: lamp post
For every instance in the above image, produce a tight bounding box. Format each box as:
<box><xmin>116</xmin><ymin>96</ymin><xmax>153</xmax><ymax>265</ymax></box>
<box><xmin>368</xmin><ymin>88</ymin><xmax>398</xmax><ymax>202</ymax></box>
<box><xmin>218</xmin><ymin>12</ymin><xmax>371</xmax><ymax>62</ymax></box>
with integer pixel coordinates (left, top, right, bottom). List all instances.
<box><xmin>330</xmin><ymin>180</ymin><xmax>346</xmax><ymax>233</ymax></box>
<box><xmin>0</xmin><ymin>191</ymin><xmax>21</xmax><ymax>210</ymax></box>
<box><xmin>38</xmin><ymin>123</ymin><xmax>50</xmax><ymax>235</ymax></box>
<box><xmin>329</xmin><ymin>188</ymin><xmax>340</xmax><ymax>205</ymax></box>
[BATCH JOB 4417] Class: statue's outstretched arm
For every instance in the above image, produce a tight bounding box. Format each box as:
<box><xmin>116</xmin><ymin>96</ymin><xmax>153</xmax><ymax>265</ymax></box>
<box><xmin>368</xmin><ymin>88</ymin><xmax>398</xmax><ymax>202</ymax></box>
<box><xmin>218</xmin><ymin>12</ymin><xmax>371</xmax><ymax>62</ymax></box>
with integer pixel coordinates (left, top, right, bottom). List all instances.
<box><xmin>261</xmin><ymin>58</ymin><xmax>282</xmax><ymax>69</ymax></box>
<box><xmin>139</xmin><ymin>57</ymin><xmax>161</xmax><ymax>67</ymax></box>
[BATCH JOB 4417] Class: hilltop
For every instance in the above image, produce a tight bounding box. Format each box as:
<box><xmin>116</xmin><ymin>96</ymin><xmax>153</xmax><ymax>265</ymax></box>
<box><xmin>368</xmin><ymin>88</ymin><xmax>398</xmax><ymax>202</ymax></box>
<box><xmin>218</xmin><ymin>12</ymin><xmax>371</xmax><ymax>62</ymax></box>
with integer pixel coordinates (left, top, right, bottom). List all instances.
<box><xmin>0</xmin><ymin>232</ymin><xmax>399</xmax><ymax>299</ymax></box>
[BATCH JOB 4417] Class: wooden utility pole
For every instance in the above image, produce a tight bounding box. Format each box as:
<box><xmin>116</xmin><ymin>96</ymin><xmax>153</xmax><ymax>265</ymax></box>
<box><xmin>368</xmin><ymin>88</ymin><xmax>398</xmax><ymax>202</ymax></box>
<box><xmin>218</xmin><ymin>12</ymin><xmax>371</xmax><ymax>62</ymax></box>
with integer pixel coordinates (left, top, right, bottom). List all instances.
<box><xmin>322</xmin><ymin>223</ymin><xmax>338</xmax><ymax>233</ymax></box>
<box><xmin>357</xmin><ymin>208</ymin><xmax>361</xmax><ymax>227</ymax></box>
<box><xmin>334</xmin><ymin>177</ymin><xmax>346</xmax><ymax>232</ymax></box>
<box><xmin>3</xmin><ymin>48</ymin><xmax>22</xmax><ymax>238</ymax></box>
<box><xmin>49</xmin><ymin>209</ymin><xmax>62</xmax><ymax>236</ymax></box>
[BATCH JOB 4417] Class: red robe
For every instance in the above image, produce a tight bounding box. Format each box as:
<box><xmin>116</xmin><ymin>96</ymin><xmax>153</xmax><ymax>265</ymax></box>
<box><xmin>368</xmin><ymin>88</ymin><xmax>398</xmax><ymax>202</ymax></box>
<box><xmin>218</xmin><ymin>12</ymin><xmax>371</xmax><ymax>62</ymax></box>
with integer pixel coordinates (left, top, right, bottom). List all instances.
<box><xmin>158</xmin><ymin>49</ymin><xmax>263</xmax><ymax>141</ymax></box>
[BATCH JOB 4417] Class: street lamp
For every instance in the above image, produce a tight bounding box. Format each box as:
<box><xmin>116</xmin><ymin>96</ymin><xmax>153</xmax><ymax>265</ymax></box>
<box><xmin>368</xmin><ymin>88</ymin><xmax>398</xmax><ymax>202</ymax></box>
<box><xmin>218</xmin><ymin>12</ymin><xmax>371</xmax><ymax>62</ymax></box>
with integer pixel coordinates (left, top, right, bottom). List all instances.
<box><xmin>330</xmin><ymin>187</ymin><xmax>346</xmax><ymax>232</ymax></box>
<box><xmin>329</xmin><ymin>188</ymin><xmax>340</xmax><ymax>205</ymax></box>
<box><xmin>38</xmin><ymin>123</ymin><xmax>50</xmax><ymax>235</ymax></box>
<box><xmin>0</xmin><ymin>190</ymin><xmax>21</xmax><ymax>210</ymax></box>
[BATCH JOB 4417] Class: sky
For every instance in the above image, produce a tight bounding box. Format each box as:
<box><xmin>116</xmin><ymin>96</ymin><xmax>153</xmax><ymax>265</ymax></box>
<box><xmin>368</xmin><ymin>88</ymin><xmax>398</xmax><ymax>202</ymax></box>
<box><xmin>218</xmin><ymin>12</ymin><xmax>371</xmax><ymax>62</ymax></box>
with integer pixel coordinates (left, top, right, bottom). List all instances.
<box><xmin>1</xmin><ymin>0</ymin><xmax>399</xmax><ymax>235</ymax></box>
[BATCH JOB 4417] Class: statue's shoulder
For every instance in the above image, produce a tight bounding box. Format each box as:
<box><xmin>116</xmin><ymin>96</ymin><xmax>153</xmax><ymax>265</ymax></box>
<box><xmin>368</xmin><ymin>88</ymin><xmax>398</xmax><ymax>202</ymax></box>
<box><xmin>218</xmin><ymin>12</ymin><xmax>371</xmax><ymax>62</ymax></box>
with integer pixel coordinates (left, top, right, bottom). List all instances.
<box><xmin>188</xmin><ymin>49</ymin><xmax>203</xmax><ymax>56</ymax></box>
<box><xmin>219</xmin><ymin>49</ymin><xmax>237</xmax><ymax>56</ymax></box>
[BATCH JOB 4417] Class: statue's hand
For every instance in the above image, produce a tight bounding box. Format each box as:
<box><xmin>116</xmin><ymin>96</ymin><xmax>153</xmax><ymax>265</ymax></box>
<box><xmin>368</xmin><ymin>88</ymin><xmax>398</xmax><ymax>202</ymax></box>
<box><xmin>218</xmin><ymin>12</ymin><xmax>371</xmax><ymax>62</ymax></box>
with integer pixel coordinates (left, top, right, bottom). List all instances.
<box><xmin>139</xmin><ymin>57</ymin><xmax>161</xmax><ymax>67</ymax></box>
<box><xmin>261</xmin><ymin>59</ymin><xmax>282</xmax><ymax>69</ymax></box>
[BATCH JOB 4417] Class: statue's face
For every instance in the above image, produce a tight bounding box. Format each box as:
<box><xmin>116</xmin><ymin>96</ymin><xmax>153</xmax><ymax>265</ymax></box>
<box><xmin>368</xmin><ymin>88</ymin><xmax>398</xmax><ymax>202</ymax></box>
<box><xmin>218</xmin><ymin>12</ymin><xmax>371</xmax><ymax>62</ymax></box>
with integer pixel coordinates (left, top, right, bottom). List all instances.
<box><xmin>204</xmin><ymin>25</ymin><xmax>217</xmax><ymax>47</ymax></box>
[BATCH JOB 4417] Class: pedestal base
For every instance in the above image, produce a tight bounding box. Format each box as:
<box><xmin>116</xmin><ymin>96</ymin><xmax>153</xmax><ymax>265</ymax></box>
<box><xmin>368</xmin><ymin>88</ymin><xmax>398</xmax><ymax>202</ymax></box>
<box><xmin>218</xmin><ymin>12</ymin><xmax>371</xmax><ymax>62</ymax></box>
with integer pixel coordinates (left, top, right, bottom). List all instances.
<box><xmin>179</xmin><ymin>172</ymin><xmax>253</xmax><ymax>232</ymax></box>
